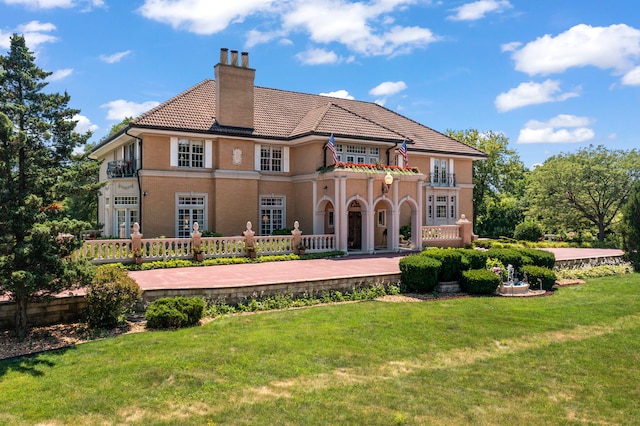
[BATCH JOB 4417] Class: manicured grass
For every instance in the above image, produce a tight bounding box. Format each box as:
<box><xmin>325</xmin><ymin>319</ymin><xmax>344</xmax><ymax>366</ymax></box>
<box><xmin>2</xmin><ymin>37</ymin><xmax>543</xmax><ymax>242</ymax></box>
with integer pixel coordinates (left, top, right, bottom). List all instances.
<box><xmin>1</xmin><ymin>274</ymin><xmax>640</xmax><ymax>425</ymax></box>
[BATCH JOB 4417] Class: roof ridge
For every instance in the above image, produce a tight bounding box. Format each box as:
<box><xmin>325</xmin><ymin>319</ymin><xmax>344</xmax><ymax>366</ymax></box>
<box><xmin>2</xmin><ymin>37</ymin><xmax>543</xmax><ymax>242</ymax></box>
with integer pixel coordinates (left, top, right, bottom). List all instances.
<box><xmin>329</xmin><ymin>102</ymin><xmax>407</xmax><ymax>142</ymax></box>
<box><xmin>132</xmin><ymin>79</ymin><xmax>213</xmax><ymax>124</ymax></box>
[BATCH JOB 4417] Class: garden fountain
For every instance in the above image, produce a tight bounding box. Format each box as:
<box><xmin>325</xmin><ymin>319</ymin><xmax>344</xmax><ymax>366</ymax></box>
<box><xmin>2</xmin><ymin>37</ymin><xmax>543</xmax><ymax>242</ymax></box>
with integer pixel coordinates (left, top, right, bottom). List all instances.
<box><xmin>497</xmin><ymin>264</ymin><xmax>530</xmax><ymax>296</ymax></box>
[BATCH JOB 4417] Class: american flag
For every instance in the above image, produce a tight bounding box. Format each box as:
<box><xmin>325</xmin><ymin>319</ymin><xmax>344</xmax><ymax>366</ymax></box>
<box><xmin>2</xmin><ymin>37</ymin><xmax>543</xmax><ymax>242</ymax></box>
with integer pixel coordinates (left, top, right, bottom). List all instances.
<box><xmin>326</xmin><ymin>133</ymin><xmax>339</xmax><ymax>164</ymax></box>
<box><xmin>398</xmin><ymin>140</ymin><xmax>408</xmax><ymax>167</ymax></box>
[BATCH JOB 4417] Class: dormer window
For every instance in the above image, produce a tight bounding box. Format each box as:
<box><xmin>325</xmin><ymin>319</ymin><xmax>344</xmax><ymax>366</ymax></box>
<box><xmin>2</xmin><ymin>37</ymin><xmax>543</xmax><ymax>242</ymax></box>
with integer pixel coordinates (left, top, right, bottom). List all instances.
<box><xmin>178</xmin><ymin>139</ymin><xmax>204</xmax><ymax>168</ymax></box>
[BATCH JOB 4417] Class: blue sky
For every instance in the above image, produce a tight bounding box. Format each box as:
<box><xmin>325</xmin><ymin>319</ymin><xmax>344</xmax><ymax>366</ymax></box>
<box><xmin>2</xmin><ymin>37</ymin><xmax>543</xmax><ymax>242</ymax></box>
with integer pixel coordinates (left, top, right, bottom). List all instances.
<box><xmin>1</xmin><ymin>0</ymin><xmax>639</xmax><ymax>167</ymax></box>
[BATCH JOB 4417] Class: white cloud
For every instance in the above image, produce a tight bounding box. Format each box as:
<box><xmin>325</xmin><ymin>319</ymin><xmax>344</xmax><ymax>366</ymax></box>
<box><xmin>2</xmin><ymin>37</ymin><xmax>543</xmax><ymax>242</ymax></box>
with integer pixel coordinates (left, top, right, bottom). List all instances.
<box><xmin>517</xmin><ymin>114</ymin><xmax>595</xmax><ymax>144</ymax></box>
<box><xmin>48</xmin><ymin>68</ymin><xmax>73</xmax><ymax>81</ymax></box>
<box><xmin>138</xmin><ymin>0</ymin><xmax>439</xmax><ymax>59</ymax></box>
<box><xmin>72</xmin><ymin>114</ymin><xmax>98</xmax><ymax>133</ymax></box>
<box><xmin>495</xmin><ymin>79</ymin><xmax>580</xmax><ymax>112</ymax></box>
<box><xmin>508</xmin><ymin>24</ymin><xmax>640</xmax><ymax>78</ymax></box>
<box><xmin>11</xmin><ymin>20</ymin><xmax>59</xmax><ymax>49</ymax></box>
<box><xmin>448</xmin><ymin>0</ymin><xmax>512</xmax><ymax>21</ymax></box>
<box><xmin>369</xmin><ymin>81</ymin><xmax>407</xmax><ymax>97</ymax></box>
<box><xmin>2</xmin><ymin>0</ymin><xmax>74</xmax><ymax>8</ymax></box>
<box><xmin>500</xmin><ymin>41</ymin><xmax>521</xmax><ymax>52</ymax></box>
<box><xmin>296</xmin><ymin>48</ymin><xmax>339</xmax><ymax>65</ymax></box>
<box><xmin>622</xmin><ymin>66</ymin><xmax>640</xmax><ymax>86</ymax></box>
<box><xmin>99</xmin><ymin>50</ymin><xmax>132</xmax><ymax>64</ymax></box>
<box><xmin>101</xmin><ymin>99</ymin><xmax>160</xmax><ymax>121</ymax></box>
<box><xmin>138</xmin><ymin>0</ymin><xmax>274</xmax><ymax>35</ymax></box>
<box><xmin>319</xmin><ymin>89</ymin><xmax>354</xmax><ymax>100</ymax></box>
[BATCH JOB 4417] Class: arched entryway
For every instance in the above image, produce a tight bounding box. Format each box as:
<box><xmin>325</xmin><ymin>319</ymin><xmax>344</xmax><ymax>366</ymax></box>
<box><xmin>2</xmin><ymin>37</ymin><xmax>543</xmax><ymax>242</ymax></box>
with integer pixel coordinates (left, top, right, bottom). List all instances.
<box><xmin>347</xmin><ymin>199</ymin><xmax>362</xmax><ymax>250</ymax></box>
<box><xmin>373</xmin><ymin>198</ymin><xmax>394</xmax><ymax>251</ymax></box>
<box><xmin>399</xmin><ymin>196</ymin><xmax>420</xmax><ymax>250</ymax></box>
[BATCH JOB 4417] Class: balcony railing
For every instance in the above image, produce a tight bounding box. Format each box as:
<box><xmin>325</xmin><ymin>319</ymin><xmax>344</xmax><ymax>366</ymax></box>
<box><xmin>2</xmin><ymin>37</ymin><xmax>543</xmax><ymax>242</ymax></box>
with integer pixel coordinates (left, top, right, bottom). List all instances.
<box><xmin>429</xmin><ymin>172</ymin><xmax>455</xmax><ymax>187</ymax></box>
<box><xmin>107</xmin><ymin>160</ymin><xmax>137</xmax><ymax>178</ymax></box>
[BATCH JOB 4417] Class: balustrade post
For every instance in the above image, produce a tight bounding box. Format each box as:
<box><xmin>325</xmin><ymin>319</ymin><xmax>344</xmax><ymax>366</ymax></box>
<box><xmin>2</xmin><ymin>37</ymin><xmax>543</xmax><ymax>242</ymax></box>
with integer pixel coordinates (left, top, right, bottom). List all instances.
<box><xmin>243</xmin><ymin>221</ymin><xmax>256</xmax><ymax>258</ymax></box>
<box><xmin>291</xmin><ymin>220</ymin><xmax>303</xmax><ymax>254</ymax></box>
<box><xmin>131</xmin><ymin>222</ymin><xmax>143</xmax><ymax>263</ymax></box>
<box><xmin>191</xmin><ymin>222</ymin><xmax>203</xmax><ymax>261</ymax></box>
<box><xmin>456</xmin><ymin>215</ymin><xmax>473</xmax><ymax>247</ymax></box>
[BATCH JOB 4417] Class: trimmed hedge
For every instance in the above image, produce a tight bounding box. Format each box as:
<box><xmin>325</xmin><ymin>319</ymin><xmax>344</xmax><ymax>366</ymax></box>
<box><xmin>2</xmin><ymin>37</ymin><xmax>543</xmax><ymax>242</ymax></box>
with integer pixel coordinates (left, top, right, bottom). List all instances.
<box><xmin>145</xmin><ymin>297</ymin><xmax>205</xmax><ymax>329</ymax></box>
<box><xmin>486</xmin><ymin>248</ymin><xmax>525</xmax><ymax>270</ymax></box>
<box><xmin>513</xmin><ymin>221</ymin><xmax>544</xmax><ymax>241</ymax></box>
<box><xmin>518</xmin><ymin>248</ymin><xmax>556</xmax><ymax>269</ymax></box>
<box><xmin>458</xmin><ymin>249</ymin><xmax>489</xmax><ymax>271</ymax></box>
<box><xmin>421</xmin><ymin>248</ymin><xmax>464</xmax><ymax>281</ymax></box>
<box><xmin>523</xmin><ymin>265</ymin><xmax>557</xmax><ymax>291</ymax></box>
<box><xmin>399</xmin><ymin>255</ymin><xmax>441</xmax><ymax>293</ymax></box>
<box><xmin>460</xmin><ymin>269</ymin><xmax>500</xmax><ymax>295</ymax></box>
<box><xmin>86</xmin><ymin>266</ymin><xmax>141</xmax><ymax>329</ymax></box>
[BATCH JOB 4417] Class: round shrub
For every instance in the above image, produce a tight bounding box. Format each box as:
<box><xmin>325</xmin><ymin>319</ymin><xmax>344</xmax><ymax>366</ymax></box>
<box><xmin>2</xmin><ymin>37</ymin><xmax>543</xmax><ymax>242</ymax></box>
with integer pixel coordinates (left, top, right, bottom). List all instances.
<box><xmin>519</xmin><ymin>248</ymin><xmax>556</xmax><ymax>269</ymax></box>
<box><xmin>421</xmin><ymin>248</ymin><xmax>463</xmax><ymax>281</ymax></box>
<box><xmin>486</xmin><ymin>248</ymin><xmax>525</xmax><ymax>271</ymax></box>
<box><xmin>145</xmin><ymin>297</ymin><xmax>205</xmax><ymax>329</ymax></box>
<box><xmin>513</xmin><ymin>221</ymin><xmax>544</xmax><ymax>241</ymax></box>
<box><xmin>458</xmin><ymin>248</ymin><xmax>489</xmax><ymax>271</ymax></box>
<box><xmin>523</xmin><ymin>265</ymin><xmax>557</xmax><ymax>291</ymax></box>
<box><xmin>460</xmin><ymin>269</ymin><xmax>501</xmax><ymax>295</ymax></box>
<box><xmin>399</xmin><ymin>255</ymin><xmax>441</xmax><ymax>293</ymax></box>
<box><xmin>86</xmin><ymin>266</ymin><xmax>141</xmax><ymax>329</ymax></box>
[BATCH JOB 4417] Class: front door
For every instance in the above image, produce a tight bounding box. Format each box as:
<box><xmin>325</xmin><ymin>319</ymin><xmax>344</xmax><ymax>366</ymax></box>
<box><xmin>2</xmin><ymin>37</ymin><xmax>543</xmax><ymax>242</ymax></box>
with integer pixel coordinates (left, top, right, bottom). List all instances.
<box><xmin>348</xmin><ymin>211</ymin><xmax>362</xmax><ymax>250</ymax></box>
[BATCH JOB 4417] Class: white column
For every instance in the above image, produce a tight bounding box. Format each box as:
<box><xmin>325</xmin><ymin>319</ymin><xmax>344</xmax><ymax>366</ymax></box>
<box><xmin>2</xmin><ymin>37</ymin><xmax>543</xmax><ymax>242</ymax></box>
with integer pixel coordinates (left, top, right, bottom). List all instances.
<box><xmin>415</xmin><ymin>179</ymin><xmax>424</xmax><ymax>249</ymax></box>
<box><xmin>339</xmin><ymin>177</ymin><xmax>348</xmax><ymax>253</ymax></box>
<box><xmin>312</xmin><ymin>180</ymin><xmax>321</xmax><ymax>234</ymax></box>
<box><xmin>366</xmin><ymin>177</ymin><xmax>375</xmax><ymax>253</ymax></box>
<box><xmin>391</xmin><ymin>179</ymin><xmax>400</xmax><ymax>251</ymax></box>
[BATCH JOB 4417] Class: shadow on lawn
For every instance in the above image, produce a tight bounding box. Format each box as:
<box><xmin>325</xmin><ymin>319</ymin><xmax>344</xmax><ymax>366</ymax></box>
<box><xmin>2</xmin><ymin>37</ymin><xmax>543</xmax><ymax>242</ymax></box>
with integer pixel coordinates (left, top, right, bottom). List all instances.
<box><xmin>0</xmin><ymin>346</ymin><xmax>76</xmax><ymax>377</ymax></box>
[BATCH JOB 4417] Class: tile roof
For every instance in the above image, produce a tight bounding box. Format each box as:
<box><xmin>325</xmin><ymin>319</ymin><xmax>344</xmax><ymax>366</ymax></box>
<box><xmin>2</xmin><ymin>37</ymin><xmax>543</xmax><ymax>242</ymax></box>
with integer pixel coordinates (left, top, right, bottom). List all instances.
<box><xmin>128</xmin><ymin>79</ymin><xmax>485</xmax><ymax>157</ymax></box>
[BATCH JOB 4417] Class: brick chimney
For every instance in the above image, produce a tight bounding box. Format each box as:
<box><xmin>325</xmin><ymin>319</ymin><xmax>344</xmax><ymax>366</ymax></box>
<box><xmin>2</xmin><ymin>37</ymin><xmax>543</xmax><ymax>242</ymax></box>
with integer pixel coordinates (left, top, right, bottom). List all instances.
<box><xmin>214</xmin><ymin>48</ymin><xmax>255</xmax><ymax>129</ymax></box>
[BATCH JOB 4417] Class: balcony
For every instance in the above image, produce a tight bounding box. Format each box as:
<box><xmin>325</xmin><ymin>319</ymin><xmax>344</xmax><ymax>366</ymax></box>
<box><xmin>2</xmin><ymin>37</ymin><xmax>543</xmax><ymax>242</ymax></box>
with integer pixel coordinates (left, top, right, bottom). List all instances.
<box><xmin>107</xmin><ymin>160</ymin><xmax>137</xmax><ymax>179</ymax></box>
<box><xmin>429</xmin><ymin>172</ymin><xmax>455</xmax><ymax>187</ymax></box>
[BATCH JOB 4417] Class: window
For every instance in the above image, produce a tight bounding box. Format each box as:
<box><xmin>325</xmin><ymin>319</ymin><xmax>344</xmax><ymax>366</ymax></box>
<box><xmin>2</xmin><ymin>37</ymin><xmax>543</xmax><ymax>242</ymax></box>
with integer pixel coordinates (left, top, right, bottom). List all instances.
<box><xmin>436</xmin><ymin>205</ymin><xmax>447</xmax><ymax>218</ymax></box>
<box><xmin>260</xmin><ymin>196</ymin><xmax>285</xmax><ymax>235</ymax></box>
<box><xmin>178</xmin><ymin>139</ymin><xmax>204</xmax><ymax>168</ymax></box>
<box><xmin>114</xmin><ymin>196</ymin><xmax>138</xmax><ymax>238</ymax></box>
<box><xmin>328</xmin><ymin>209</ymin><xmax>334</xmax><ymax>228</ymax></box>
<box><xmin>377</xmin><ymin>209</ymin><xmax>387</xmax><ymax>227</ymax></box>
<box><xmin>338</xmin><ymin>144</ymin><xmax>379</xmax><ymax>164</ymax></box>
<box><xmin>176</xmin><ymin>195</ymin><xmax>206</xmax><ymax>238</ymax></box>
<box><xmin>260</xmin><ymin>146</ymin><xmax>282</xmax><ymax>171</ymax></box>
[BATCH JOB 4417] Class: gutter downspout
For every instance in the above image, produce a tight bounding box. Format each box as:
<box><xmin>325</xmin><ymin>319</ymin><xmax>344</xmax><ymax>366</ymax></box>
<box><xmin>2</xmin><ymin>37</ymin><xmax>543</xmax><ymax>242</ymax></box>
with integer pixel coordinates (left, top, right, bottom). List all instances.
<box><xmin>386</xmin><ymin>142</ymin><xmax>399</xmax><ymax>166</ymax></box>
<box><xmin>126</xmin><ymin>129</ymin><xmax>144</xmax><ymax>232</ymax></box>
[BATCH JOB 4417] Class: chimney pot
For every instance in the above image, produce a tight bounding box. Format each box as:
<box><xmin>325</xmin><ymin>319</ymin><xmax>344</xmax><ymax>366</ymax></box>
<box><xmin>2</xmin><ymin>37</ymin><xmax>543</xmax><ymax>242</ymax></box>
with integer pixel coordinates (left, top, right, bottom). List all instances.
<box><xmin>230</xmin><ymin>50</ymin><xmax>238</xmax><ymax>66</ymax></box>
<box><xmin>241</xmin><ymin>52</ymin><xmax>249</xmax><ymax>68</ymax></box>
<box><xmin>219</xmin><ymin>48</ymin><xmax>228</xmax><ymax>65</ymax></box>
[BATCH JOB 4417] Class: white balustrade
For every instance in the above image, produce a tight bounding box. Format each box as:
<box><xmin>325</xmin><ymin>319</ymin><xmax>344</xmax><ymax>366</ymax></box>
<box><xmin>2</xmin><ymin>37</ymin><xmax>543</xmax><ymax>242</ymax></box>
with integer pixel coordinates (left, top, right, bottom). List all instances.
<box><xmin>422</xmin><ymin>225</ymin><xmax>460</xmax><ymax>241</ymax></box>
<box><xmin>253</xmin><ymin>236</ymin><xmax>293</xmax><ymax>255</ymax></box>
<box><xmin>301</xmin><ymin>235</ymin><xmax>336</xmax><ymax>252</ymax></box>
<box><xmin>143</xmin><ymin>238</ymin><xmax>192</xmax><ymax>261</ymax></box>
<box><xmin>80</xmin><ymin>239</ymin><xmax>132</xmax><ymax>264</ymax></box>
<box><xmin>202</xmin><ymin>236</ymin><xmax>246</xmax><ymax>257</ymax></box>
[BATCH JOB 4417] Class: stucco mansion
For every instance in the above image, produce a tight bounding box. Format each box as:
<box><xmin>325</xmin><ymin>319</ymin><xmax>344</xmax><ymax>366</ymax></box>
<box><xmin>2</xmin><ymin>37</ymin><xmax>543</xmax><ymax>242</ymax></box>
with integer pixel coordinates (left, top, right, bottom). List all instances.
<box><xmin>90</xmin><ymin>48</ymin><xmax>486</xmax><ymax>253</ymax></box>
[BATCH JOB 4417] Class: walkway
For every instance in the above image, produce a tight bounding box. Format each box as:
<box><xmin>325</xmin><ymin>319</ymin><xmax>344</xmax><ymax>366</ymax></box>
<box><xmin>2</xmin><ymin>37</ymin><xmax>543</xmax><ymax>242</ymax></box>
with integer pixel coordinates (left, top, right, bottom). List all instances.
<box><xmin>129</xmin><ymin>252</ymin><xmax>405</xmax><ymax>292</ymax></box>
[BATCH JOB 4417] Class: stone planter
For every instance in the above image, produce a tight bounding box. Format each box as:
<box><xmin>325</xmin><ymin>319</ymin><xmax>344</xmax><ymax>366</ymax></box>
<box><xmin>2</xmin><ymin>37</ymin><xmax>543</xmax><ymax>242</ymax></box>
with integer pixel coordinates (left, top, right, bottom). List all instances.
<box><xmin>194</xmin><ymin>253</ymin><xmax>203</xmax><ymax>262</ymax></box>
<box><xmin>134</xmin><ymin>257</ymin><xmax>142</xmax><ymax>265</ymax></box>
<box><xmin>498</xmin><ymin>283</ymin><xmax>530</xmax><ymax>295</ymax></box>
<box><xmin>247</xmin><ymin>250</ymin><xmax>256</xmax><ymax>259</ymax></box>
<box><xmin>437</xmin><ymin>281</ymin><xmax>460</xmax><ymax>294</ymax></box>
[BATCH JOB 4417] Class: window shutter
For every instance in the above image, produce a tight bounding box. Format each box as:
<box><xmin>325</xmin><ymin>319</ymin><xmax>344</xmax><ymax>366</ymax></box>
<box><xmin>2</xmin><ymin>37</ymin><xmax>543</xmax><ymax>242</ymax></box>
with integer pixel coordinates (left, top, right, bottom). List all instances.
<box><xmin>283</xmin><ymin>146</ymin><xmax>290</xmax><ymax>173</ymax></box>
<box><xmin>254</xmin><ymin>144</ymin><xmax>261</xmax><ymax>171</ymax></box>
<box><xmin>170</xmin><ymin>137</ymin><xmax>178</xmax><ymax>167</ymax></box>
<box><xmin>205</xmin><ymin>140</ymin><xmax>212</xmax><ymax>168</ymax></box>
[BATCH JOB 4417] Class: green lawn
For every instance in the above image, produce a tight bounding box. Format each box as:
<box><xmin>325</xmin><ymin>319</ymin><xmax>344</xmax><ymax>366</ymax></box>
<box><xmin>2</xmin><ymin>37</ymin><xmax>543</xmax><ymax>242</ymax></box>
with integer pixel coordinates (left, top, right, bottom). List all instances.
<box><xmin>1</xmin><ymin>274</ymin><xmax>640</xmax><ymax>425</ymax></box>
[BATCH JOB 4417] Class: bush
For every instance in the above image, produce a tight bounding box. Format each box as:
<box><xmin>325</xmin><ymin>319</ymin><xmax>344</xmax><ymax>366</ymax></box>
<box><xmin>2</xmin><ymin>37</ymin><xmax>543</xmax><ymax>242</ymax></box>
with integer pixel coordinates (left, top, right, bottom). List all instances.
<box><xmin>399</xmin><ymin>255</ymin><xmax>441</xmax><ymax>293</ymax></box>
<box><xmin>513</xmin><ymin>221</ymin><xmax>544</xmax><ymax>241</ymax></box>
<box><xmin>145</xmin><ymin>297</ymin><xmax>205</xmax><ymax>329</ymax></box>
<box><xmin>486</xmin><ymin>248</ymin><xmax>525</xmax><ymax>270</ymax></box>
<box><xmin>86</xmin><ymin>266</ymin><xmax>142</xmax><ymax>329</ymax></box>
<box><xmin>518</xmin><ymin>248</ymin><xmax>556</xmax><ymax>269</ymax></box>
<box><xmin>522</xmin><ymin>265</ymin><xmax>557</xmax><ymax>291</ymax></box>
<box><xmin>421</xmin><ymin>248</ymin><xmax>463</xmax><ymax>281</ymax></box>
<box><xmin>458</xmin><ymin>249</ymin><xmax>489</xmax><ymax>270</ymax></box>
<box><xmin>460</xmin><ymin>269</ymin><xmax>500</xmax><ymax>295</ymax></box>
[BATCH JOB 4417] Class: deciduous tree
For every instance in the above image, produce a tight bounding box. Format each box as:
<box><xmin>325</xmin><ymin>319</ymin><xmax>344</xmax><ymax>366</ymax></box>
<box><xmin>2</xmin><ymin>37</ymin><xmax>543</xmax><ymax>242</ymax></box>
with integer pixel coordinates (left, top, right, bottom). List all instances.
<box><xmin>526</xmin><ymin>145</ymin><xmax>640</xmax><ymax>241</ymax></box>
<box><xmin>621</xmin><ymin>181</ymin><xmax>640</xmax><ymax>271</ymax></box>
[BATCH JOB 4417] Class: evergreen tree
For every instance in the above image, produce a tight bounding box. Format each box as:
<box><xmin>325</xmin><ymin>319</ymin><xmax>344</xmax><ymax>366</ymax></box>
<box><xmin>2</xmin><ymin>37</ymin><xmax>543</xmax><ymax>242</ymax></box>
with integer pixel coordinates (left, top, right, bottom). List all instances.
<box><xmin>0</xmin><ymin>35</ymin><xmax>94</xmax><ymax>337</ymax></box>
<box><xmin>621</xmin><ymin>180</ymin><xmax>640</xmax><ymax>271</ymax></box>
